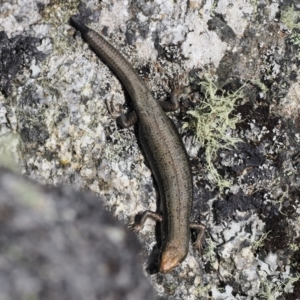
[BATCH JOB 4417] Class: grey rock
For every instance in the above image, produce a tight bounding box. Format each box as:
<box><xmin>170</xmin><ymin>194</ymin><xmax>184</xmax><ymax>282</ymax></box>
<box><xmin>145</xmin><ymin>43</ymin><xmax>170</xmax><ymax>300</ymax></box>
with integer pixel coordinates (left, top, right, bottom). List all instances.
<box><xmin>0</xmin><ymin>167</ymin><xmax>156</xmax><ymax>300</ymax></box>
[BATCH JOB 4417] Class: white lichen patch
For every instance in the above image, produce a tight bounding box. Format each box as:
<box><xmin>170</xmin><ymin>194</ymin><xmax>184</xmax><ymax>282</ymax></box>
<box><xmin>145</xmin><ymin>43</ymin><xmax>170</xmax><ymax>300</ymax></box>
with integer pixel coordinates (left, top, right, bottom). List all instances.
<box><xmin>158</xmin><ymin>2</ymin><xmax>229</xmax><ymax>69</ymax></box>
<box><xmin>214</xmin><ymin>0</ymin><xmax>254</xmax><ymax>37</ymax></box>
<box><xmin>206</xmin><ymin>215</ymin><xmax>270</xmax><ymax>296</ymax></box>
<box><xmin>0</xmin><ymin>0</ymin><xmax>48</xmax><ymax>37</ymax></box>
<box><xmin>0</xmin><ymin>105</ymin><xmax>7</xmax><ymax>125</ymax></box>
<box><xmin>29</xmin><ymin>59</ymin><xmax>41</xmax><ymax>78</ymax></box>
<box><xmin>32</xmin><ymin>23</ymin><xmax>51</xmax><ymax>39</ymax></box>
<box><xmin>274</xmin><ymin>72</ymin><xmax>300</xmax><ymax>120</ymax></box>
<box><xmin>245</xmin><ymin>121</ymin><xmax>270</xmax><ymax>142</ymax></box>
<box><xmin>206</xmin><ymin>210</ymin><xmax>300</xmax><ymax>299</ymax></box>
<box><xmin>264</xmin><ymin>252</ymin><xmax>278</xmax><ymax>272</ymax></box>
<box><xmin>94</xmin><ymin>0</ymin><xmax>232</xmax><ymax>71</ymax></box>
<box><xmin>181</xmin><ymin>27</ymin><xmax>227</xmax><ymax>69</ymax></box>
<box><xmin>211</xmin><ymin>284</ymin><xmax>235</xmax><ymax>300</ymax></box>
<box><xmin>94</xmin><ymin>0</ymin><xmax>130</xmax><ymax>35</ymax></box>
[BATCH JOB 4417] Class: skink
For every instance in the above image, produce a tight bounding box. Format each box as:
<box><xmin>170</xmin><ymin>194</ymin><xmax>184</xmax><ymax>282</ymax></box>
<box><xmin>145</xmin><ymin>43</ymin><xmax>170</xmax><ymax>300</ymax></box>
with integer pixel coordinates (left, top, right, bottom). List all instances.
<box><xmin>70</xmin><ymin>16</ymin><xmax>204</xmax><ymax>273</ymax></box>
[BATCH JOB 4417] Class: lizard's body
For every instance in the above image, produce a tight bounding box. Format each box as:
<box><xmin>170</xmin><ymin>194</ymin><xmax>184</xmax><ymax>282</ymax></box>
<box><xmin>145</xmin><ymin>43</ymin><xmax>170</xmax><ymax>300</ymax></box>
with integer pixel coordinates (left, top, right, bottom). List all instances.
<box><xmin>70</xmin><ymin>17</ymin><xmax>200</xmax><ymax>273</ymax></box>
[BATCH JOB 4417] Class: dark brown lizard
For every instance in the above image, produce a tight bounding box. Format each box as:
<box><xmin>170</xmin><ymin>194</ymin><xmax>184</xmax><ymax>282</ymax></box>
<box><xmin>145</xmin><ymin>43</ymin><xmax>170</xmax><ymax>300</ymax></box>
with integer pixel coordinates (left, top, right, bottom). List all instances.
<box><xmin>70</xmin><ymin>16</ymin><xmax>204</xmax><ymax>273</ymax></box>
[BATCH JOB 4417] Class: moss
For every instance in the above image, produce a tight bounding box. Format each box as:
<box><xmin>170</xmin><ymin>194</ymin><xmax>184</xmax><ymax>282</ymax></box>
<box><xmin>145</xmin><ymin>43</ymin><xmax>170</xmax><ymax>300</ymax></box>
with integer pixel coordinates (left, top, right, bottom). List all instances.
<box><xmin>184</xmin><ymin>75</ymin><xmax>243</xmax><ymax>190</ymax></box>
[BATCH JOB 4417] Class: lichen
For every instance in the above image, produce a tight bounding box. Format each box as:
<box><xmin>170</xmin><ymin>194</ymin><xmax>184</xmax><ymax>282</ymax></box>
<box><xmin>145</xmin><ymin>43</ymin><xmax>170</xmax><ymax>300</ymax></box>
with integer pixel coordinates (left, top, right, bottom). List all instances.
<box><xmin>250</xmin><ymin>79</ymin><xmax>269</xmax><ymax>93</ymax></box>
<box><xmin>258</xmin><ymin>273</ymin><xmax>300</xmax><ymax>299</ymax></box>
<box><xmin>203</xmin><ymin>237</ymin><xmax>218</xmax><ymax>263</ymax></box>
<box><xmin>195</xmin><ymin>283</ymin><xmax>212</xmax><ymax>298</ymax></box>
<box><xmin>184</xmin><ymin>75</ymin><xmax>243</xmax><ymax>190</ymax></box>
<box><xmin>252</xmin><ymin>231</ymin><xmax>271</xmax><ymax>251</ymax></box>
<box><xmin>280</xmin><ymin>5</ymin><xmax>300</xmax><ymax>30</ymax></box>
<box><xmin>281</xmin><ymin>5</ymin><xmax>300</xmax><ymax>59</ymax></box>
<box><xmin>290</xmin><ymin>31</ymin><xmax>300</xmax><ymax>59</ymax></box>
<box><xmin>0</xmin><ymin>133</ymin><xmax>21</xmax><ymax>171</ymax></box>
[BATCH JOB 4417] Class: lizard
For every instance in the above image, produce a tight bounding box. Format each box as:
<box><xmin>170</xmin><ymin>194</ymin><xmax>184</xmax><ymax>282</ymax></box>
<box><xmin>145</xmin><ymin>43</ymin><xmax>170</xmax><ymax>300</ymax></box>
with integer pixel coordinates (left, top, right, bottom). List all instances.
<box><xmin>70</xmin><ymin>16</ymin><xmax>204</xmax><ymax>273</ymax></box>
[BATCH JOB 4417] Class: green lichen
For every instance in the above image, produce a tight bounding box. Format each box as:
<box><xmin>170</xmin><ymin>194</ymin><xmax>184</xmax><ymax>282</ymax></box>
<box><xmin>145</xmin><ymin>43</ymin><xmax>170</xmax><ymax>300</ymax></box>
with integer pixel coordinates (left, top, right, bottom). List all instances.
<box><xmin>195</xmin><ymin>283</ymin><xmax>212</xmax><ymax>298</ymax></box>
<box><xmin>252</xmin><ymin>231</ymin><xmax>271</xmax><ymax>251</ymax></box>
<box><xmin>203</xmin><ymin>237</ymin><xmax>218</xmax><ymax>263</ymax></box>
<box><xmin>258</xmin><ymin>273</ymin><xmax>300</xmax><ymax>299</ymax></box>
<box><xmin>281</xmin><ymin>5</ymin><xmax>300</xmax><ymax>30</ymax></box>
<box><xmin>258</xmin><ymin>280</ymin><xmax>281</xmax><ymax>300</ymax></box>
<box><xmin>284</xmin><ymin>273</ymin><xmax>300</xmax><ymax>294</ymax></box>
<box><xmin>289</xmin><ymin>243</ymin><xmax>299</xmax><ymax>251</ymax></box>
<box><xmin>184</xmin><ymin>75</ymin><xmax>243</xmax><ymax>190</ymax></box>
<box><xmin>290</xmin><ymin>31</ymin><xmax>300</xmax><ymax>59</ymax></box>
<box><xmin>250</xmin><ymin>79</ymin><xmax>269</xmax><ymax>93</ymax></box>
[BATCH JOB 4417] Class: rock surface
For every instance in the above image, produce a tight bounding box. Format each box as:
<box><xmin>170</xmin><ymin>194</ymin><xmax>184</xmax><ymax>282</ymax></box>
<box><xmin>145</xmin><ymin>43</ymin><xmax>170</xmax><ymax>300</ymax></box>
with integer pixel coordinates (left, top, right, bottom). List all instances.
<box><xmin>0</xmin><ymin>167</ymin><xmax>157</xmax><ymax>300</ymax></box>
<box><xmin>1</xmin><ymin>0</ymin><xmax>300</xmax><ymax>299</ymax></box>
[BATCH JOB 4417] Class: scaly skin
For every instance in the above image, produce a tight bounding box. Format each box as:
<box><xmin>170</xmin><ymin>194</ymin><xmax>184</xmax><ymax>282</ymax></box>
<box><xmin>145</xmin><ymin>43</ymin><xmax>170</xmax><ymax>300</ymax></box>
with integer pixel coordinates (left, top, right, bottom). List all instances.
<box><xmin>70</xmin><ymin>16</ymin><xmax>193</xmax><ymax>273</ymax></box>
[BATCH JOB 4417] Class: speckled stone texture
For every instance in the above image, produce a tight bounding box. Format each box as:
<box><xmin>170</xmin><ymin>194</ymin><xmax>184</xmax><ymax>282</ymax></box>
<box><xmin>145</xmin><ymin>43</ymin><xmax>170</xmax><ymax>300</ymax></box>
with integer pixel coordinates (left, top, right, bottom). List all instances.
<box><xmin>1</xmin><ymin>0</ymin><xmax>300</xmax><ymax>299</ymax></box>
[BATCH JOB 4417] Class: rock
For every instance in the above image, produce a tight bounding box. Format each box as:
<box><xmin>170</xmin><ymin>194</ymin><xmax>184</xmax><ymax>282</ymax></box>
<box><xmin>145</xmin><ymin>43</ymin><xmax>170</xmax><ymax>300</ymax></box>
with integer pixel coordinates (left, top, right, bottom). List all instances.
<box><xmin>0</xmin><ymin>167</ymin><xmax>156</xmax><ymax>300</ymax></box>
